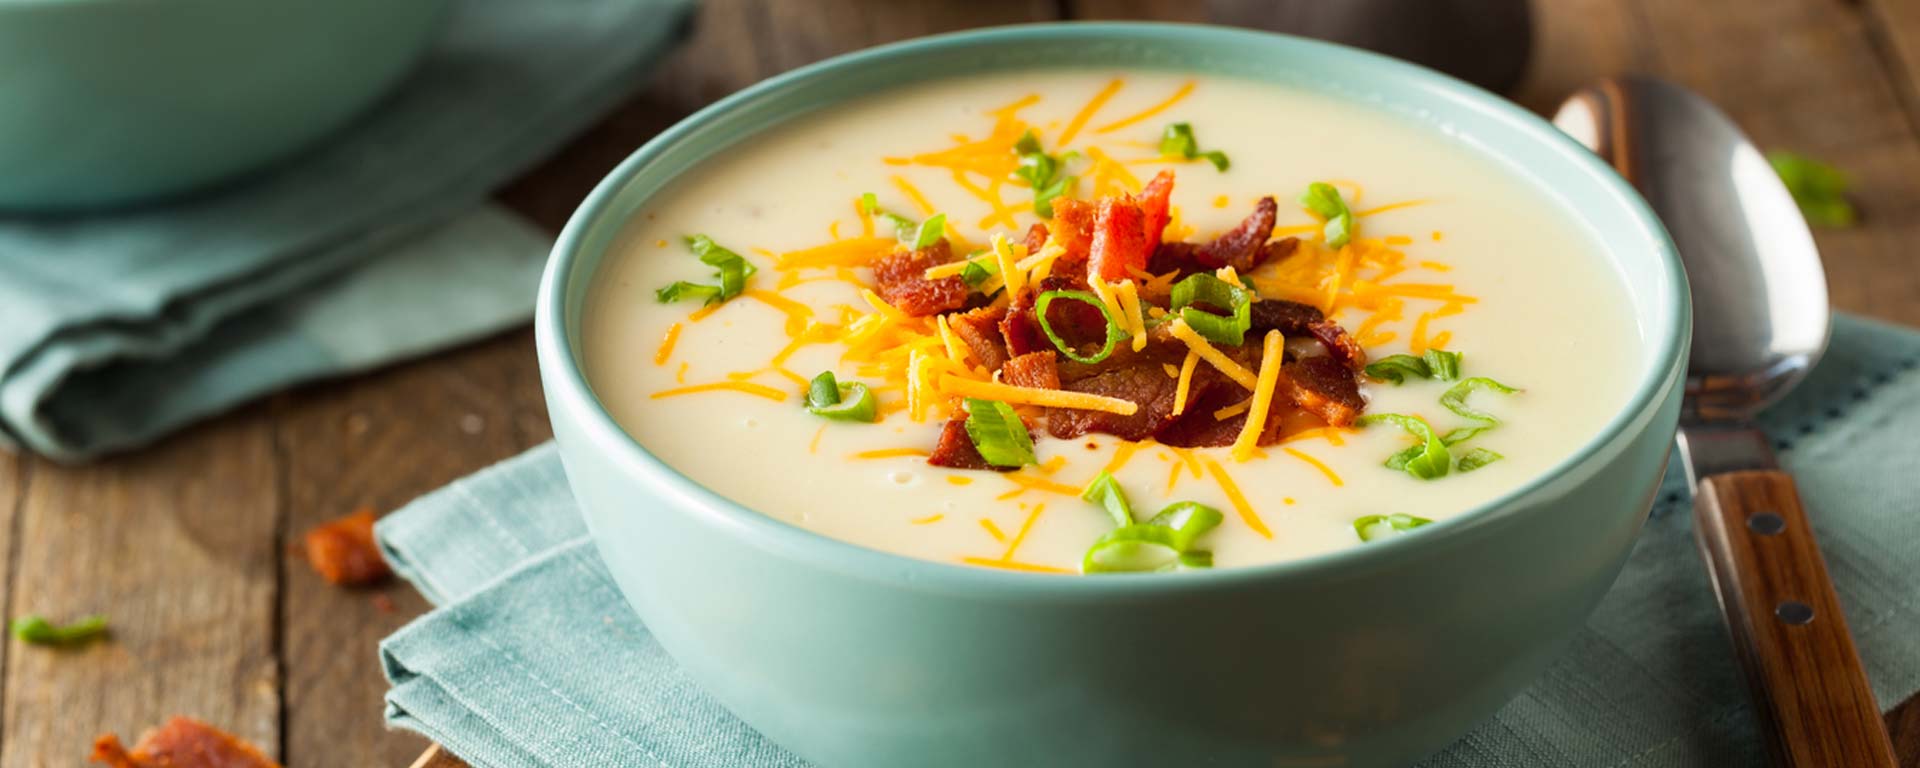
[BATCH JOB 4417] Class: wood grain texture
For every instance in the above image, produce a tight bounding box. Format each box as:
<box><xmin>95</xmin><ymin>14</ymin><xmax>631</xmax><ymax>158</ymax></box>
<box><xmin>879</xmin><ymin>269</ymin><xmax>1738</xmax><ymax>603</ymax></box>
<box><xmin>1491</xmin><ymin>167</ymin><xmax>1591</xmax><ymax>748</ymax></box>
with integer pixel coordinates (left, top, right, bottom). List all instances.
<box><xmin>1694</xmin><ymin>470</ymin><xmax>1897</xmax><ymax>766</ymax></box>
<box><xmin>276</xmin><ymin>331</ymin><xmax>546</xmax><ymax>768</ymax></box>
<box><xmin>1</xmin><ymin>412</ymin><xmax>281</xmax><ymax>766</ymax></box>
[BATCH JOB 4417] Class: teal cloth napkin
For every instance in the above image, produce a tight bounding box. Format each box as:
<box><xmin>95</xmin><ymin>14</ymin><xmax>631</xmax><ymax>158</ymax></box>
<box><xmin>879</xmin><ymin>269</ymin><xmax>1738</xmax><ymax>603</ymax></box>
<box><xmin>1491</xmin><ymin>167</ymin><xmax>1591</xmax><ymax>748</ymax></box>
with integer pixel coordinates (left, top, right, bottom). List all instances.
<box><xmin>0</xmin><ymin>0</ymin><xmax>694</xmax><ymax>462</ymax></box>
<box><xmin>379</xmin><ymin>313</ymin><xmax>1920</xmax><ymax>768</ymax></box>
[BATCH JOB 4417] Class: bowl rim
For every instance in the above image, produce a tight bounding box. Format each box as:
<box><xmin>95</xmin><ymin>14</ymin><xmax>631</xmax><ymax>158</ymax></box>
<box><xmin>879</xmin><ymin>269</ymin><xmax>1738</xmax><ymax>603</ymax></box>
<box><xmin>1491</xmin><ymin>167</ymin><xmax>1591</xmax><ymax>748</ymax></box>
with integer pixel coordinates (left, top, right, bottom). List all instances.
<box><xmin>537</xmin><ymin>21</ymin><xmax>1691</xmax><ymax>596</ymax></box>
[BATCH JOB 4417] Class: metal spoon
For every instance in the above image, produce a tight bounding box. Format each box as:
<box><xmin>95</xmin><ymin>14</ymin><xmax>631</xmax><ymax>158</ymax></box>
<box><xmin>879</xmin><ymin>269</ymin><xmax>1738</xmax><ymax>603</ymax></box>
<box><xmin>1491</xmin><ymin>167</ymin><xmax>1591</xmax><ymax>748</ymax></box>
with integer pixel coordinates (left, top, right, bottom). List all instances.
<box><xmin>1554</xmin><ymin>76</ymin><xmax>1896</xmax><ymax>767</ymax></box>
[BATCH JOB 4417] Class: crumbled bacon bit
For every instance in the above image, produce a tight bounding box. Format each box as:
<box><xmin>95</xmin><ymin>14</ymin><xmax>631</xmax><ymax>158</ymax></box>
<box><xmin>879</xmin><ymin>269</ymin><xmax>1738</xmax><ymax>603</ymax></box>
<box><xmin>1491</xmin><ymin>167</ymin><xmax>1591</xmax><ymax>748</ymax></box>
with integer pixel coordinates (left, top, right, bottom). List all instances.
<box><xmin>1001</xmin><ymin>351</ymin><xmax>1061</xmax><ymax>390</ymax></box>
<box><xmin>1048</xmin><ymin>199</ymin><xmax>1095</xmax><ymax>264</ymax></box>
<box><xmin>872</xmin><ymin>240</ymin><xmax>967</xmax><ymax>316</ymax></box>
<box><xmin>1307</xmin><ymin>319</ymin><xmax>1369</xmax><ymax>372</ymax></box>
<box><xmin>1088</xmin><ymin>196</ymin><xmax>1151</xmax><ymax>282</ymax></box>
<box><xmin>303</xmin><ymin>508</ymin><xmax>391</xmax><ymax>587</ymax></box>
<box><xmin>92</xmin><ymin>717</ymin><xmax>281</xmax><ymax>768</ymax></box>
<box><xmin>927</xmin><ymin>416</ymin><xmax>1012</xmax><ymax>472</ymax></box>
<box><xmin>1147</xmin><ymin>199</ymin><xmax>1280</xmax><ymax>277</ymax></box>
<box><xmin>1136</xmin><ymin>170</ymin><xmax>1175</xmax><ymax>249</ymax></box>
<box><xmin>1280</xmin><ymin>356</ymin><xmax>1366</xmax><ymax>427</ymax></box>
<box><xmin>1249</xmin><ymin>299</ymin><xmax>1326</xmax><ymax>336</ymax></box>
<box><xmin>947</xmin><ymin>306</ymin><xmax>1011</xmax><ymax>371</ymax></box>
<box><xmin>1022</xmin><ymin>222</ymin><xmax>1049</xmax><ymax>256</ymax></box>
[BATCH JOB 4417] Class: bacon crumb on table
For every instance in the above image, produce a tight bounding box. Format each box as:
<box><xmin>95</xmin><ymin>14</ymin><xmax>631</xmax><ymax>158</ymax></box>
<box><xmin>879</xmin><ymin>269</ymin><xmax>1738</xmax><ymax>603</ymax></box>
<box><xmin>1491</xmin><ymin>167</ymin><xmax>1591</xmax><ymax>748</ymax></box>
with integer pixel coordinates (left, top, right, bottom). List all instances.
<box><xmin>91</xmin><ymin>716</ymin><xmax>281</xmax><ymax>768</ymax></box>
<box><xmin>303</xmin><ymin>508</ymin><xmax>392</xmax><ymax>587</ymax></box>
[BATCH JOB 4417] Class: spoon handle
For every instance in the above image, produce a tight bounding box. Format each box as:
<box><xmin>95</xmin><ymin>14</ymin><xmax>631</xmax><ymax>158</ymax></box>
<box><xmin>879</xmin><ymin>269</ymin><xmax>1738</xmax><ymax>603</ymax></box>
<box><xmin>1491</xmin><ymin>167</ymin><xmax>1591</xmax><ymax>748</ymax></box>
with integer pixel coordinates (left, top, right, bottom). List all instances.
<box><xmin>1692</xmin><ymin>469</ymin><xmax>1897</xmax><ymax>767</ymax></box>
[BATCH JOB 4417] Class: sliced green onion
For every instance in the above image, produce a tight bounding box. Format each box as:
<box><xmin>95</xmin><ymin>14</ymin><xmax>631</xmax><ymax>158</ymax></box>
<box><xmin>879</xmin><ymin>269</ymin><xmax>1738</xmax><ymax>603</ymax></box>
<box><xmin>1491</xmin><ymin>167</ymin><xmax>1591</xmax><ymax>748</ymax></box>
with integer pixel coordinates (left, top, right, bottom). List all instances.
<box><xmin>803</xmin><ymin>371</ymin><xmax>878</xmax><ymax>422</ymax></box>
<box><xmin>1034</xmin><ymin>290</ymin><xmax>1125</xmax><ymax>364</ymax></box>
<box><xmin>10</xmin><ymin>614</ymin><xmax>108</xmax><ymax>646</ymax></box>
<box><xmin>858</xmin><ymin>192</ymin><xmax>923</xmax><ymax>240</ymax></box>
<box><xmin>1170</xmin><ymin>273</ymin><xmax>1253</xmax><ymax>345</ymax></box>
<box><xmin>1440</xmin><ymin>425</ymin><xmax>1493</xmax><ymax>446</ymax></box>
<box><xmin>1083</xmin><ymin>525</ymin><xmax>1183</xmax><ymax>573</ymax></box>
<box><xmin>655</xmin><ymin>281</ymin><xmax>721</xmax><ymax>305</ymax></box>
<box><xmin>1012</xmin><ymin>131</ymin><xmax>1078</xmax><ymax>219</ymax></box>
<box><xmin>1080</xmin><ymin>471</ymin><xmax>1134</xmax><ymax>527</ymax></box>
<box><xmin>1457</xmin><ymin>447</ymin><xmax>1504</xmax><ymax>472</ymax></box>
<box><xmin>1145</xmin><ymin>501</ymin><xmax>1224</xmax><ymax>553</ymax></box>
<box><xmin>1768</xmin><ymin>151</ymin><xmax>1855</xmax><ymax>228</ymax></box>
<box><xmin>1158</xmin><ymin>123</ymin><xmax>1231</xmax><ymax>172</ymax></box>
<box><xmin>958</xmin><ymin>252</ymin><xmax>999</xmax><ymax>288</ymax></box>
<box><xmin>911</xmin><ymin>213</ymin><xmax>947</xmax><ymax>250</ymax></box>
<box><xmin>1440</xmin><ymin>377</ymin><xmax>1520</xmax><ymax>423</ymax></box>
<box><xmin>1176</xmin><ymin>551</ymin><xmax>1214</xmax><ymax>569</ymax></box>
<box><xmin>688</xmin><ymin>235</ymin><xmax>756</xmax><ymax>299</ymax></box>
<box><xmin>963</xmin><ymin>398</ymin><xmax>1036</xmax><ymax>467</ymax></box>
<box><xmin>1358</xmin><ymin>413</ymin><xmax>1450</xmax><ymax>480</ymax></box>
<box><xmin>1352</xmin><ymin>513</ymin><xmax>1433</xmax><ymax>542</ymax></box>
<box><xmin>1364</xmin><ymin>354</ymin><xmax>1431</xmax><ymax>385</ymax></box>
<box><xmin>1299</xmin><ymin>182</ymin><xmax>1354</xmax><ymax>248</ymax></box>
<box><xmin>1422</xmin><ymin>349</ymin><xmax>1462</xmax><ymax>381</ymax></box>
<box><xmin>658</xmin><ymin>235</ymin><xmax>756</xmax><ymax>306</ymax></box>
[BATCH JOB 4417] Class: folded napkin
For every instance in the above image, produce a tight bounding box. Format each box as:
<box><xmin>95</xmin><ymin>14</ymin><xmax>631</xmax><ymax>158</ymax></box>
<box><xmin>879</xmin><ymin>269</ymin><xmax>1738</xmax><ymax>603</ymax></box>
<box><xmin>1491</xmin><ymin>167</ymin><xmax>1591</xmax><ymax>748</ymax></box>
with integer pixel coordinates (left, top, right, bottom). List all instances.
<box><xmin>0</xmin><ymin>0</ymin><xmax>695</xmax><ymax>462</ymax></box>
<box><xmin>379</xmin><ymin>313</ymin><xmax>1920</xmax><ymax>768</ymax></box>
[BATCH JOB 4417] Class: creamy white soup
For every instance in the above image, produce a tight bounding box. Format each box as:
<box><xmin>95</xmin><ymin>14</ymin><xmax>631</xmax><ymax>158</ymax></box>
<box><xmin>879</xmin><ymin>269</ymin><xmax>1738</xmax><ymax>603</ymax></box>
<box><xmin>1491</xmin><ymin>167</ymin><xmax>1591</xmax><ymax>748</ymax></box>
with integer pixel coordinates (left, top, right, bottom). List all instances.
<box><xmin>583</xmin><ymin>72</ymin><xmax>1640</xmax><ymax>574</ymax></box>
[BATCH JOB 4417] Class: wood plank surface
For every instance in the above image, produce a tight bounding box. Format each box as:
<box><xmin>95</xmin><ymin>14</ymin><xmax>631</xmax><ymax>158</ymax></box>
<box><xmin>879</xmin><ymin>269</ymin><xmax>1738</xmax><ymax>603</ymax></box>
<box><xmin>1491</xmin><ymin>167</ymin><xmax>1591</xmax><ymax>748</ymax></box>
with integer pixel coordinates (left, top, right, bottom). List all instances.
<box><xmin>1</xmin><ymin>412</ymin><xmax>282</xmax><ymax>766</ymax></box>
<box><xmin>276</xmin><ymin>331</ymin><xmax>546</xmax><ymax>768</ymax></box>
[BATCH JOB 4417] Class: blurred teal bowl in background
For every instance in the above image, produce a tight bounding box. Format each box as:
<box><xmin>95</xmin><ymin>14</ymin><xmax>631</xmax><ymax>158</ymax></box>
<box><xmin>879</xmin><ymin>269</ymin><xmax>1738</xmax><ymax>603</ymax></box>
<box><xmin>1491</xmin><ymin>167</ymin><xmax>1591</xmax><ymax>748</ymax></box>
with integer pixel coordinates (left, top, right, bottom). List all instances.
<box><xmin>0</xmin><ymin>0</ymin><xmax>448</xmax><ymax>210</ymax></box>
<box><xmin>538</xmin><ymin>23</ymin><xmax>1691</xmax><ymax>767</ymax></box>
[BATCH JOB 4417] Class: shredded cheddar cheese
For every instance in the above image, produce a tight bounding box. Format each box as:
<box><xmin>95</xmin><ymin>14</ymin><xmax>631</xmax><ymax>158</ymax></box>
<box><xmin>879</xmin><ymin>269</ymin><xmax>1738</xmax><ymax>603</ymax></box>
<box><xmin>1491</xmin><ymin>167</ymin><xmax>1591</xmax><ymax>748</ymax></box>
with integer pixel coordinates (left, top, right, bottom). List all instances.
<box><xmin>1282</xmin><ymin>447</ymin><xmax>1344</xmax><ymax>487</ymax></box>
<box><xmin>654</xmin><ymin>323</ymin><xmax>682</xmax><ymax>365</ymax></box>
<box><xmin>650</xmin><ymin>381</ymin><xmax>787</xmax><ymax>402</ymax></box>
<box><xmin>1093</xmin><ymin>80</ymin><xmax>1194</xmax><ymax>134</ymax></box>
<box><xmin>1201</xmin><ymin>456</ymin><xmax>1271</xmax><ymax>539</ymax></box>
<box><xmin>938</xmin><ymin>375</ymin><xmax>1139</xmax><ymax>415</ymax></box>
<box><xmin>1171</xmin><ymin>350</ymin><xmax>1200</xmax><ymax>416</ymax></box>
<box><xmin>1114</xmin><ymin>280</ymin><xmax>1147</xmax><ymax>352</ymax></box>
<box><xmin>852</xmin><ymin>448</ymin><xmax>931</xmax><ymax>460</ymax></box>
<box><xmin>1230</xmin><ymin>330</ymin><xmax>1285</xmax><ymax>462</ymax></box>
<box><xmin>1168</xmin><ymin>319</ymin><xmax>1258</xmax><ymax>390</ymax></box>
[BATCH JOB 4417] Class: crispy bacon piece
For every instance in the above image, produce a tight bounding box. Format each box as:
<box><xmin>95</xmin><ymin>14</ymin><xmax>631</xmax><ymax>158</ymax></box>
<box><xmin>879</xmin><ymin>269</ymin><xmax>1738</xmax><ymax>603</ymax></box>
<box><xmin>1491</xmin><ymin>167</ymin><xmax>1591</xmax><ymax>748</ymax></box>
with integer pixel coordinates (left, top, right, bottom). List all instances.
<box><xmin>947</xmin><ymin>306</ymin><xmax>1010</xmax><ymax>371</ymax></box>
<box><xmin>303</xmin><ymin>508</ymin><xmax>390</xmax><ymax>587</ymax></box>
<box><xmin>872</xmin><ymin>240</ymin><xmax>967</xmax><ymax>317</ymax></box>
<box><xmin>1155</xmin><ymin>385</ymin><xmax>1291</xmax><ymax>448</ymax></box>
<box><xmin>1205</xmin><ymin>196</ymin><xmax>1277</xmax><ymax>272</ymax></box>
<box><xmin>1048</xmin><ymin>198</ymin><xmax>1095</xmax><ymax>264</ymax></box>
<box><xmin>1147</xmin><ymin>200</ymin><xmax>1284</xmax><ymax>278</ymax></box>
<box><xmin>927</xmin><ymin>415</ymin><xmax>1012</xmax><ymax>472</ymax></box>
<box><xmin>1137</xmin><ymin>170</ymin><xmax>1175</xmax><ymax>249</ymax></box>
<box><xmin>1047</xmin><ymin>362</ymin><xmax>1190</xmax><ymax>441</ymax></box>
<box><xmin>1280</xmin><ymin>356</ymin><xmax>1366</xmax><ymax>427</ymax></box>
<box><xmin>92</xmin><ymin>717</ymin><xmax>281</xmax><ymax>768</ymax></box>
<box><xmin>1307</xmin><ymin>319</ymin><xmax>1368</xmax><ymax>372</ymax></box>
<box><xmin>1088</xmin><ymin>197</ymin><xmax>1151</xmax><ymax>282</ymax></box>
<box><xmin>1023</xmin><ymin>222</ymin><xmax>1050</xmax><ymax>256</ymax></box>
<box><xmin>1001</xmin><ymin>351</ymin><xmax>1061</xmax><ymax>390</ymax></box>
<box><xmin>1248</xmin><ymin>298</ymin><xmax>1326</xmax><ymax>336</ymax></box>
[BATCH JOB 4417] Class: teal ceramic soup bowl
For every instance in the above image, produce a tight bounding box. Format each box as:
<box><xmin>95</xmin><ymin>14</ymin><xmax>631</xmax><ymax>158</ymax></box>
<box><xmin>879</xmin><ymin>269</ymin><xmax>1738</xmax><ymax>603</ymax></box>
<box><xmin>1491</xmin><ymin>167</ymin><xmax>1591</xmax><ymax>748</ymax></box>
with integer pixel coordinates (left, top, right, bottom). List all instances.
<box><xmin>0</xmin><ymin>0</ymin><xmax>447</xmax><ymax>210</ymax></box>
<box><xmin>538</xmin><ymin>23</ymin><xmax>1689</xmax><ymax>768</ymax></box>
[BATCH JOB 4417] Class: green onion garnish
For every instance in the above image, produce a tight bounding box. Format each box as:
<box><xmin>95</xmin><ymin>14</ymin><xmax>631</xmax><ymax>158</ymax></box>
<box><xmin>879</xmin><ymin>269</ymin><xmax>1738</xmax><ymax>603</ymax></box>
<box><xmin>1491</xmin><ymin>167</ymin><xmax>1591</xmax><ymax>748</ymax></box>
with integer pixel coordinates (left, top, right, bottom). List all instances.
<box><xmin>859</xmin><ymin>192</ymin><xmax>927</xmax><ymax>241</ymax></box>
<box><xmin>10</xmin><ymin>614</ymin><xmax>108</xmax><ymax>646</ymax></box>
<box><xmin>1083</xmin><ymin>525</ymin><xmax>1183</xmax><ymax>573</ymax></box>
<box><xmin>959</xmin><ymin>256</ymin><xmax>997</xmax><ymax>288</ymax></box>
<box><xmin>1080</xmin><ymin>471</ymin><xmax>1134</xmax><ymax>527</ymax></box>
<box><xmin>1012</xmin><ymin>130</ymin><xmax>1078</xmax><ymax>218</ymax></box>
<box><xmin>1456</xmin><ymin>447</ymin><xmax>1504</xmax><ymax>472</ymax></box>
<box><xmin>1034</xmin><ymin>290</ymin><xmax>1126</xmax><ymax>364</ymax></box>
<box><xmin>1299</xmin><ymin>182</ymin><xmax>1354</xmax><ymax>248</ymax></box>
<box><xmin>1440</xmin><ymin>425</ymin><xmax>1493</xmax><ymax>446</ymax></box>
<box><xmin>963</xmin><ymin>398</ymin><xmax>1036</xmax><ymax>467</ymax></box>
<box><xmin>1358</xmin><ymin>413</ymin><xmax>1450</xmax><ymax>480</ymax></box>
<box><xmin>1352</xmin><ymin>514</ymin><xmax>1432</xmax><ymax>542</ymax></box>
<box><xmin>1440</xmin><ymin>377</ymin><xmax>1520</xmax><ymax>423</ymax></box>
<box><xmin>1768</xmin><ymin>151</ymin><xmax>1855</xmax><ymax>228</ymax></box>
<box><xmin>1146</xmin><ymin>501</ymin><xmax>1224</xmax><ymax>552</ymax></box>
<box><xmin>912</xmin><ymin>213</ymin><xmax>947</xmax><ymax>249</ymax></box>
<box><xmin>1157</xmin><ymin>123</ymin><xmax>1230</xmax><ymax>171</ymax></box>
<box><xmin>657</xmin><ymin>235</ymin><xmax>756</xmax><ymax>306</ymax></box>
<box><xmin>1362</xmin><ymin>354</ymin><xmax>1430</xmax><ymax>384</ymax></box>
<box><xmin>1423</xmin><ymin>349</ymin><xmax>1462</xmax><ymax>381</ymax></box>
<box><xmin>803</xmin><ymin>371</ymin><xmax>878</xmax><ymax>423</ymax></box>
<box><xmin>1170</xmin><ymin>273</ymin><xmax>1253</xmax><ymax>345</ymax></box>
<box><xmin>1176</xmin><ymin>551</ymin><xmax>1214</xmax><ymax>569</ymax></box>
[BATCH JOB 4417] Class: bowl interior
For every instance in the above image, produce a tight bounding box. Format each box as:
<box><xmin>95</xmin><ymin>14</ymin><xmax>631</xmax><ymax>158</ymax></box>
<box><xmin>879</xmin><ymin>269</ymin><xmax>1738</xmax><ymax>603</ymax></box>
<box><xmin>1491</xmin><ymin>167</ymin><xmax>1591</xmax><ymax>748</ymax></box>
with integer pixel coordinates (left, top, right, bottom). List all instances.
<box><xmin>538</xmin><ymin>22</ymin><xmax>1687</xmax><ymax>590</ymax></box>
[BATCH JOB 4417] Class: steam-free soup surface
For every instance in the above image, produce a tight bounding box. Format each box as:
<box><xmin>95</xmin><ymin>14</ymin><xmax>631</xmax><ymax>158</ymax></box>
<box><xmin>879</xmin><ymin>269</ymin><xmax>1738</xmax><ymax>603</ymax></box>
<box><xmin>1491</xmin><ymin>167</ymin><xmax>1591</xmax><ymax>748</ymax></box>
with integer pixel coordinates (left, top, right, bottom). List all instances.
<box><xmin>584</xmin><ymin>71</ymin><xmax>1641</xmax><ymax>573</ymax></box>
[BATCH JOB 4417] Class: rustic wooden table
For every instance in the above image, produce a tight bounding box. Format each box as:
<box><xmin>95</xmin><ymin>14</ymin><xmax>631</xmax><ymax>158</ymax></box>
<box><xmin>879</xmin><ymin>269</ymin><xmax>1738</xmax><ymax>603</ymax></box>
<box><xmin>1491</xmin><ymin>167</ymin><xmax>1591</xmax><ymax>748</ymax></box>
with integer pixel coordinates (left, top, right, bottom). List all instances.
<box><xmin>3</xmin><ymin>1</ymin><xmax>1918</xmax><ymax>766</ymax></box>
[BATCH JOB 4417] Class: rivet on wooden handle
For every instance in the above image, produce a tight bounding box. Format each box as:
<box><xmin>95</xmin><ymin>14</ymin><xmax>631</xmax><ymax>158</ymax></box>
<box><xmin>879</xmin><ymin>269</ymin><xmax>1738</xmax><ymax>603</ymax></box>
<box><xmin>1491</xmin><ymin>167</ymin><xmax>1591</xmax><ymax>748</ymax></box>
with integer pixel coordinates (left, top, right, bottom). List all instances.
<box><xmin>1693</xmin><ymin>470</ymin><xmax>1897</xmax><ymax>767</ymax></box>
